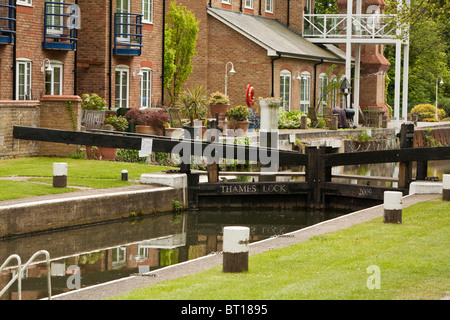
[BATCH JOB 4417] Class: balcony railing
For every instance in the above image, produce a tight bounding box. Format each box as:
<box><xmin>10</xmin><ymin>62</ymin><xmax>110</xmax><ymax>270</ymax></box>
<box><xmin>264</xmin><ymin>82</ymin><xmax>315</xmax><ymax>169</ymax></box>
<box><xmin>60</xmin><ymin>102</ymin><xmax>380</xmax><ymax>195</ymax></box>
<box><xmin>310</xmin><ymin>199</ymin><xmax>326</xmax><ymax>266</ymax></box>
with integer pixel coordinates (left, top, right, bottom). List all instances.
<box><xmin>42</xmin><ymin>1</ymin><xmax>78</xmax><ymax>50</ymax></box>
<box><xmin>0</xmin><ymin>0</ymin><xmax>16</xmax><ymax>45</ymax></box>
<box><xmin>303</xmin><ymin>14</ymin><xmax>402</xmax><ymax>41</ymax></box>
<box><xmin>113</xmin><ymin>13</ymin><xmax>143</xmax><ymax>56</ymax></box>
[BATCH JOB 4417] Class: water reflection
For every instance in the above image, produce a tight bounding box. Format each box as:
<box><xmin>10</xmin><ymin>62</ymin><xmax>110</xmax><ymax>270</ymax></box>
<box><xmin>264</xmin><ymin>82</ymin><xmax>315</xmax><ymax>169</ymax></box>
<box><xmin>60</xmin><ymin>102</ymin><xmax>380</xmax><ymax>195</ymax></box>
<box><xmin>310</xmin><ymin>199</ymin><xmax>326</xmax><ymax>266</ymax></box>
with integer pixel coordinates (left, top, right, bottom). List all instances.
<box><xmin>0</xmin><ymin>208</ymin><xmax>348</xmax><ymax>300</ymax></box>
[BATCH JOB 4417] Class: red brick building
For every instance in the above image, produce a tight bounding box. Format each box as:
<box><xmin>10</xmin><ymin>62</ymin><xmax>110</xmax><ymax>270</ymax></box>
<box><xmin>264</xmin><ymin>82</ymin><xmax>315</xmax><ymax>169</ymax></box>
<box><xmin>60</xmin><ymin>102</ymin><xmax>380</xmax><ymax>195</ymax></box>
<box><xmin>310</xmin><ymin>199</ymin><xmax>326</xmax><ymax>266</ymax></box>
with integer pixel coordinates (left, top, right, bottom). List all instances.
<box><xmin>0</xmin><ymin>0</ymin><xmax>391</xmax><ymax>118</ymax></box>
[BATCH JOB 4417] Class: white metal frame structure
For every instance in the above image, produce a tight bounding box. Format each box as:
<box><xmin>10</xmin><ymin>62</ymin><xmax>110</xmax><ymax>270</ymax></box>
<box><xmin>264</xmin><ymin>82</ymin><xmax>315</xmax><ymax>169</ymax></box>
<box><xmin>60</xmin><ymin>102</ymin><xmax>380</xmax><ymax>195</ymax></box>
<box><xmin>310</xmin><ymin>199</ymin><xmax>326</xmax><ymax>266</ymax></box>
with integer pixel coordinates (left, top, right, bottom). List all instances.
<box><xmin>303</xmin><ymin>0</ymin><xmax>410</xmax><ymax>127</ymax></box>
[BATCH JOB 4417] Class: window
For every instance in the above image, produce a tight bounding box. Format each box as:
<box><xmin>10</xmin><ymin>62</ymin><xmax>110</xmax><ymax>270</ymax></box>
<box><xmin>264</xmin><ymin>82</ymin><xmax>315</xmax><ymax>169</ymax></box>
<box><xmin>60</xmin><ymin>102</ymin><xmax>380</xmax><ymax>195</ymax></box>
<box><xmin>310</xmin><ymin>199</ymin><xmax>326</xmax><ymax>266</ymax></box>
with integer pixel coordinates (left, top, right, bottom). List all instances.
<box><xmin>45</xmin><ymin>61</ymin><xmax>63</xmax><ymax>95</ymax></box>
<box><xmin>304</xmin><ymin>0</ymin><xmax>312</xmax><ymax>14</ymax></box>
<box><xmin>222</xmin><ymin>0</ymin><xmax>231</xmax><ymax>4</ymax></box>
<box><xmin>280</xmin><ymin>70</ymin><xmax>291</xmax><ymax>112</ymax></box>
<box><xmin>140</xmin><ymin>68</ymin><xmax>152</xmax><ymax>108</ymax></box>
<box><xmin>16</xmin><ymin>59</ymin><xmax>32</xmax><ymax>100</ymax></box>
<box><xmin>330</xmin><ymin>75</ymin><xmax>338</xmax><ymax>108</ymax></box>
<box><xmin>318</xmin><ymin>73</ymin><xmax>328</xmax><ymax>116</ymax></box>
<box><xmin>46</xmin><ymin>0</ymin><xmax>63</xmax><ymax>35</ymax></box>
<box><xmin>142</xmin><ymin>0</ymin><xmax>153</xmax><ymax>23</ymax></box>
<box><xmin>245</xmin><ymin>0</ymin><xmax>253</xmax><ymax>9</ymax></box>
<box><xmin>117</xmin><ymin>0</ymin><xmax>130</xmax><ymax>42</ymax></box>
<box><xmin>17</xmin><ymin>0</ymin><xmax>32</xmax><ymax>5</ymax></box>
<box><xmin>300</xmin><ymin>72</ymin><xmax>311</xmax><ymax>114</ymax></box>
<box><xmin>111</xmin><ymin>247</ymin><xmax>126</xmax><ymax>269</ymax></box>
<box><xmin>115</xmin><ymin>66</ymin><xmax>129</xmax><ymax>109</ymax></box>
<box><xmin>266</xmin><ymin>0</ymin><xmax>273</xmax><ymax>13</ymax></box>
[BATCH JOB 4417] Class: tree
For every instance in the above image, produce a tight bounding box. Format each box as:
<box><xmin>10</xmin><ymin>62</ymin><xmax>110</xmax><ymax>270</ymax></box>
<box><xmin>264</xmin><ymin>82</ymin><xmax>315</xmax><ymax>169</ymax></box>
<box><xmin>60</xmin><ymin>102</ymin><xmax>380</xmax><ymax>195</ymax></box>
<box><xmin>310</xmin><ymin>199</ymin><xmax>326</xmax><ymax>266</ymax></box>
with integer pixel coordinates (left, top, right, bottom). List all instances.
<box><xmin>164</xmin><ymin>1</ymin><xmax>200</xmax><ymax>108</ymax></box>
<box><xmin>384</xmin><ymin>0</ymin><xmax>450</xmax><ymax>105</ymax></box>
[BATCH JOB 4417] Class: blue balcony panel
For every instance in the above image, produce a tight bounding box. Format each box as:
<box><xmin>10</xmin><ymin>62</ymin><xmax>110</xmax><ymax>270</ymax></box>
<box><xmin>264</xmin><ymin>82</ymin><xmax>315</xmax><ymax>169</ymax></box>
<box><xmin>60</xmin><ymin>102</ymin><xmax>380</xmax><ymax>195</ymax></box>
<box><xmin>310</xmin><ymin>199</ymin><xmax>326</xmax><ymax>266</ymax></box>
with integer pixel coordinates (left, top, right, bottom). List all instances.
<box><xmin>0</xmin><ymin>0</ymin><xmax>16</xmax><ymax>45</ymax></box>
<box><xmin>114</xmin><ymin>13</ymin><xmax>143</xmax><ymax>56</ymax></box>
<box><xmin>42</xmin><ymin>2</ymin><xmax>78</xmax><ymax>51</ymax></box>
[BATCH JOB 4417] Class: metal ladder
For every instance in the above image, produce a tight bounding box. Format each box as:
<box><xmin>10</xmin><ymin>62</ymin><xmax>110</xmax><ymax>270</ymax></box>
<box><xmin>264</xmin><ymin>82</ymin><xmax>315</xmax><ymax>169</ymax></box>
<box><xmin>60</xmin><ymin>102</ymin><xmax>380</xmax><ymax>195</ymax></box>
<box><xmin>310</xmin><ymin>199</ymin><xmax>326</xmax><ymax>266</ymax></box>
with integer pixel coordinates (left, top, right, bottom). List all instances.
<box><xmin>0</xmin><ymin>250</ymin><xmax>52</xmax><ymax>300</ymax></box>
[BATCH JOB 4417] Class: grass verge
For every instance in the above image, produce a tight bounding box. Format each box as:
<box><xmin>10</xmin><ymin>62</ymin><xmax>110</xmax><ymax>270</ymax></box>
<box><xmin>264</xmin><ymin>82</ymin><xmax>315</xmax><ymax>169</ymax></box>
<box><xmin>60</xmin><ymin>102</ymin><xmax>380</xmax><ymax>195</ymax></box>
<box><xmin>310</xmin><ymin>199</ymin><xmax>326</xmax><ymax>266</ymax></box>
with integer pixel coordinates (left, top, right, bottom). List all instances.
<box><xmin>112</xmin><ymin>200</ymin><xmax>449</xmax><ymax>300</ymax></box>
<box><xmin>0</xmin><ymin>157</ymin><xmax>173</xmax><ymax>200</ymax></box>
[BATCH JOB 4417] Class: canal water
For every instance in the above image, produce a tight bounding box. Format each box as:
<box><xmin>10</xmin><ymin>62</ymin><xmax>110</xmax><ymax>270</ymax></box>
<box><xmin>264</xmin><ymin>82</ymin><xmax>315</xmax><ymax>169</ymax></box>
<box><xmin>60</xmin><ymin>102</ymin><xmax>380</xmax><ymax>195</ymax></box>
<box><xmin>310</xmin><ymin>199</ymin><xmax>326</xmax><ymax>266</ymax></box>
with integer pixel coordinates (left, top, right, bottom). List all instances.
<box><xmin>1</xmin><ymin>160</ymin><xmax>448</xmax><ymax>300</ymax></box>
<box><xmin>0</xmin><ymin>208</ymin><xmax>350</xmax><ymax>300</ymax></box>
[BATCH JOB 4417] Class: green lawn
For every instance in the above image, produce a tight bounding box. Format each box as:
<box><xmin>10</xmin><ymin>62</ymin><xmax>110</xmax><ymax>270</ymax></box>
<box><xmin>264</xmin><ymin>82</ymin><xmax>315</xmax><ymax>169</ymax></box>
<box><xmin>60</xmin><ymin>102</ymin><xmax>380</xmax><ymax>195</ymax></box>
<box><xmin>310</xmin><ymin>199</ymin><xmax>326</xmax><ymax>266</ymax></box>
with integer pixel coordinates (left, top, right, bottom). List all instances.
<box><xmin>112</xmin><ymin>200</ymin><xmax>450</xmax><ymax>300</ymax></box>
<box><xmin>0</xmin><ymin>157</ymin><xmax>173</xmax><ymax>201</ymax></box>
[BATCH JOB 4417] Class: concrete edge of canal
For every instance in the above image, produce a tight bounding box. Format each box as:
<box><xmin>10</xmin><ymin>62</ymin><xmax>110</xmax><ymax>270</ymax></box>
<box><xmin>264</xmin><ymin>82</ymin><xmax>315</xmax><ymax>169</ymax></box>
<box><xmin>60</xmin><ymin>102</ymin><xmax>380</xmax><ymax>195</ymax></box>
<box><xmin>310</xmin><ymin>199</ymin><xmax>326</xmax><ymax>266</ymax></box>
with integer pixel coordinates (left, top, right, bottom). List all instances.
<box><xmin>0</xmin><ymin>173</ymin><xmax>188</xmax><ymax>239</ymax></box>
<box><xmin>48</xmin><ymin>193</ymin><xmax>442</xmax><ymax>300</ymax></box>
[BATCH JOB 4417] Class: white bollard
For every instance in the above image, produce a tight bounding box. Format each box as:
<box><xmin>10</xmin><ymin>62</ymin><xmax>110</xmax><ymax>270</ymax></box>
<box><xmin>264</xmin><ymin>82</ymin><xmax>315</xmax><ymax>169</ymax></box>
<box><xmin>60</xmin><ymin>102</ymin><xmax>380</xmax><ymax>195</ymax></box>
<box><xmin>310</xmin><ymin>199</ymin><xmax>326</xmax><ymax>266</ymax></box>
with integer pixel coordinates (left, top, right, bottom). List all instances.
<box><xmin>223</xmin><ymin>226</ymin><xmax>250</xmax><ymax>273</ymax></box>
<box><xmin>384</xmin><ymin>191</ymin><xmax>403</xmax><ymax>223</ymax></box>
<box><xmin>53</xmin><ymin>163</ymin><xmax>68</xmax><ymax>188</ymax></box>
<box><xmin>443</xmin><ymin>175</ymin><xmax>450</xmax><ymax>201</ymax></box>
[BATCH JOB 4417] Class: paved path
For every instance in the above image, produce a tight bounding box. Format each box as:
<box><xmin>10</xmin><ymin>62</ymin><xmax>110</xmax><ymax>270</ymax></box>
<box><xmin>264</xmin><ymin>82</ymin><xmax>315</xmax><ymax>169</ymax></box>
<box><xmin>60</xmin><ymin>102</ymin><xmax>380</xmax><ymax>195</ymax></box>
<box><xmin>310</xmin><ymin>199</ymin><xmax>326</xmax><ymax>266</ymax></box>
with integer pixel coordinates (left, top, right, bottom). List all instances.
<box><xmin>49</xmin><ymin>193</ymin><xmax>440</xmax><ymax>300</ymax></box>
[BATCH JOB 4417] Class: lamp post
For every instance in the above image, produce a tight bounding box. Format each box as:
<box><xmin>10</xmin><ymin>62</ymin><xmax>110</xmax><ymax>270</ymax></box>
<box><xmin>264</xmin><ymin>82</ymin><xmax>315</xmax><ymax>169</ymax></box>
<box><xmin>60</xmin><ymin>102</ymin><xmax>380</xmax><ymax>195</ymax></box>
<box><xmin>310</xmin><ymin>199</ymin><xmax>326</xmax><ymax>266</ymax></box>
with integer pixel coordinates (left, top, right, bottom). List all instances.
<box><xmin>225</xmin><ymin>62</ymin><xmax>236</xmax><ymax>97</ymax></box>
<box><xmin>41</xmin><ymin>58</ymin><xmax>53</xmax><ymax>74</ymax></box>
<box><xmin>340</xmin><ymin>77</ymin><xmax>351</xmax><ymax>109</ymax></box>
<box><xmin>435</xmin><ymin>76</ymin><xmax>444</xmax><ymax>120</ymax></box>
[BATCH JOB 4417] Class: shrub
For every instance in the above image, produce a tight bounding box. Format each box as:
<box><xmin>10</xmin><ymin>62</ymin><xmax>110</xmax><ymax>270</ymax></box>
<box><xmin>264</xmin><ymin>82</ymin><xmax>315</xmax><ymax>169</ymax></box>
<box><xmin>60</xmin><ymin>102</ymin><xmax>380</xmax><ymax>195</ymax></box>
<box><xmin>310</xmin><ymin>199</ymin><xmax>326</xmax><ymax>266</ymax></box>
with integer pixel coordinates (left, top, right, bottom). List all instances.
<box><xmin>105</xmin><ymin>115</ymin><xmax>129</xmax><ymax>132</ymax></box>
<box><xmin>208</xmin><ymin>91</ymin><xmax>229</xmax><ymax>105</ymax></box>
<box><xmin>278</xmin><ymin>110</ymin><xmax>311</xmax><ymax>129</ymax></box>
<box><xmin>439</xmin><ymin>97</ymin><xmax>450</xmax><ymax>117</ymax></box>
<box><xmin>125</xmin><ymin>108</ymin><xmax>169</xmax><ymax>134</ymax></box>
<box><xmin>226</xmin><ymin>105</ymin><xmax>251</xmax><ymax>121</ymax></box>
<box><xmin>81</xmin><ymin>93</ymin><xmax>106</xmax><ymax>110</ymax></box>
<box><xmin>410</xmin><ymin>104</ymin><xmax>445</xmax><ymax>121</ymax></box>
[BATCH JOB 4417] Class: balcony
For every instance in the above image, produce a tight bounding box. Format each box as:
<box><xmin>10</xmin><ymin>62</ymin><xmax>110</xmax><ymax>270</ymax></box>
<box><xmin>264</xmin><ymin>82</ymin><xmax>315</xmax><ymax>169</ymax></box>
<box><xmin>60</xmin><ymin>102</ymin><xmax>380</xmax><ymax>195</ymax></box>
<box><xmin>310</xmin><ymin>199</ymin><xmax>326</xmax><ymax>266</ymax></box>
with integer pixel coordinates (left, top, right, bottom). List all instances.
<box><xmin>303</xmin><ymin>14</ymin><xmax>403</xmax><ymax>44</ymax></box>
<box><xmin>0</xmin><ymin>0</ymin><xmax>15</xmax><ymax>45</ymax></box>
<box><xmin>42</xmin><ymin>1</ymin><xmax>78</xmax><ymax>50</ymax></box>
<box><xmin>113</xmin><ymin>13</ymin><xmax>143</xmax><ymax>56</ymax></box>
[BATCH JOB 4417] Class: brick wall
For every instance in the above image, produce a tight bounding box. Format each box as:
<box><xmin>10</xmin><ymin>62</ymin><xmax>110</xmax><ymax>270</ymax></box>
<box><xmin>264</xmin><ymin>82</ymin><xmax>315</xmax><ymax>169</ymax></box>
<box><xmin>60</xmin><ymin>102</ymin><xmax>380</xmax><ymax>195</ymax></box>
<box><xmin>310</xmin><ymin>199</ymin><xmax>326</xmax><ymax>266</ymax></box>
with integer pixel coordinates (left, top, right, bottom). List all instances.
<box><xmin>0</xmin><ymin>101</ymin><xmax>40</xmax><ymax>158</ymax></box>
<box><xmin>39</xmin><ymin>96</ymin><xmax>82</xmax><ymax>157</ymax></box>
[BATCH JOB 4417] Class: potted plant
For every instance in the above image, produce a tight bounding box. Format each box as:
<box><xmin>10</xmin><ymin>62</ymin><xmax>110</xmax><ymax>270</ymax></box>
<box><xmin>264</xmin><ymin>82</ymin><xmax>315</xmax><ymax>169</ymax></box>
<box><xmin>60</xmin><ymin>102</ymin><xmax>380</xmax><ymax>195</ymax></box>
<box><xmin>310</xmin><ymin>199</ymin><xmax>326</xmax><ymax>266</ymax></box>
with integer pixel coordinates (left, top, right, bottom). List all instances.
<box><xmin>226</xmin><ymin>105</ymin><xmax>251</xmax><ymax>132</ymax></box>
<box><xmin>258</xmin><ymin>97</ymin><xmax>282</xmax><ymax>130</ymax></box>
<box><xmin>207</xmin><ymin>91</ymin><xmax>229</xmax><ymax>121</ymax></box>
<box><xmin>177</xmin><ymin>86</ymin><xmax>208</xmax><ymax>139</ymax></box>
<box><xmin>164</xmin><ymin>122</ymin><xmax>178</xmax><ymax>137</ymax></box>
<box><xmin>125</xmin><ymin>108</ymin><xmax>169</xmax><ymax>135</ymax></box>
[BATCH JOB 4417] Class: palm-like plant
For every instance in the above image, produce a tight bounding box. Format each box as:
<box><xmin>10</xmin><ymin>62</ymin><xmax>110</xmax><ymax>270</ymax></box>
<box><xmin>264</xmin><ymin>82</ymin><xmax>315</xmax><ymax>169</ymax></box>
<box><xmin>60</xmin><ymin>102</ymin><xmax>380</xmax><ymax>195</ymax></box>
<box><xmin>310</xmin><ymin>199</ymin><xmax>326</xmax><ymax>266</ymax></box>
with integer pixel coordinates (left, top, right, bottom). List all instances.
<box><xmin>177</xmin><ymin>85</ymin><xmax>208</xmax><ymax>126</ymax></box>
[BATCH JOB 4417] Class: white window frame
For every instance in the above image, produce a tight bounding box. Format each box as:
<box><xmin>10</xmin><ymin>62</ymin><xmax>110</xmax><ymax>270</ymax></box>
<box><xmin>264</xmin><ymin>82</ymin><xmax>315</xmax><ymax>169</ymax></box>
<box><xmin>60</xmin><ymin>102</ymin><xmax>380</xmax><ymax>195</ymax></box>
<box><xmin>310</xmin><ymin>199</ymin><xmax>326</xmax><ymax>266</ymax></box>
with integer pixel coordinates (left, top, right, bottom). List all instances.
<box><xmin>17</xmin><ymin>0</ymin><xmax>32</xmax><ymax>6</ymax></box>
<box><xmin>280</xmin><ymin>70</ymin><xmax>291</xmax><ymax>112</ymax></box>
<box><xmin>222</xmin><ymin>0</ymin><xmax>231</xmax><ymax>4</ymax></box>
<box><xmin>46</xmin><ymin>0</ymin><xmax>63</xmax><ymax>35</ymax></box>
<box><xmin>115</xmin><ymin>65</ymin><xmax>130</xmax><ymax>109</ymax></box>
<box><xmin>45</xmin><ymin>60</ymin><xmax>63</xmax><ymax>95</ymax></box>
<box><xmin>142</xmin><ymin>0</ymin><xmax>153</xmax><ymax>24</ymax></box>
<box><xmin>117</xmin><ymin>0</ymin><xmax>131</xmax><ymax>42</ymax></box>
<box><xmin>245</xmin><ymin>0</ymin><xmax>253</xmax><ymax>9</ymax></box>
<box><xmin>265</xmin><ymin>0</ymin><xmax>273</xmax><ymax>13</ymax></box>
<box><xmin>140</xmin><ymin>68</ymin><xmax>152</xmax><ymax>108</ymax></box>
<box><xmin>318</xmin><ymin>72</ymin><xmax>328</xmax><ymax>116</ymax></box>
<box><xmin>16</xmin><ymin>59</ymin><xmax>32</xmax><ymax>101</ymax></box>
<box><xmin>300</xmin><ymin>71</ymin><xmax>311</xmax><ymax>114</ymax></box>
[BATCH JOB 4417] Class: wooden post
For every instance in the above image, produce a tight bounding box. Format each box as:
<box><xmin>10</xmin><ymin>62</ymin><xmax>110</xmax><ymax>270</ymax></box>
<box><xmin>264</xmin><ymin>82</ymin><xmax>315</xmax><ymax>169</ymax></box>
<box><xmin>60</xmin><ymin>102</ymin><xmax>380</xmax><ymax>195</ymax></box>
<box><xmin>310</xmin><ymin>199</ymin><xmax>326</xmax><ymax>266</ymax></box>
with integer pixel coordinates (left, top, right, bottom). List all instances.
<box><xmin>384</xmin><ymin>191</ymin><xmax>402</xmax><ymax>223</ymax></box>
<box><xmin>223</xmin><ymin>226</ymin><xmax>250</xmax><ymax>273</ymax></box>
<box><xmin>53</xmin><ymin>163</ymin><xmax>68</xmax><ymax>188</ymax></box>
<box><xmin>443</xmin><ymin>175</ymin><xmax>450</xmax><ymax>201</ymax></box>
<box><xmin>207</xmin><ymin>120</ymin><xmax>219</xmax><ymax>183</ymax></box>
<box><xmin>398</xmin><ymin>123</ymin><xmax>414</xmax><ymax>190</ymax></box>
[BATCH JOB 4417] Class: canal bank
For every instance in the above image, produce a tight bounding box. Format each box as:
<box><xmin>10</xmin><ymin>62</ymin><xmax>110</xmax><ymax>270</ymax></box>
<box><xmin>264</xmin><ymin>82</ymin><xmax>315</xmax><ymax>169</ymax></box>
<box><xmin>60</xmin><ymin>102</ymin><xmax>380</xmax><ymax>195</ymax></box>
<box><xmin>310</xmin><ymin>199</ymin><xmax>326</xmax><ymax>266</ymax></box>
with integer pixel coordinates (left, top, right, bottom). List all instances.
<box><xmin>48</xmin><ymin>193</ymin><xmax>442</xmax><ymax>300</ymax></box>
<box><xmin>0</xmin><ymin>179</ymin><xmax>187</xmax><ymax>239</ymax></box>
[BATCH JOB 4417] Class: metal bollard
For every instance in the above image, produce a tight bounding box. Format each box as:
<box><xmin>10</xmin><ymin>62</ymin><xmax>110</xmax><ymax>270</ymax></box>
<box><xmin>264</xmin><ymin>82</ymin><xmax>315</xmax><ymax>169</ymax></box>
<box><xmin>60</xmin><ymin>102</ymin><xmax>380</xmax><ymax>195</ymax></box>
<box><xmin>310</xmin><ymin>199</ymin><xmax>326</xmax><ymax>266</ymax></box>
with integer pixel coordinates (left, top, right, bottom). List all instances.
<box><xmin>223</xmin><ymin>226</ymin><xmax>250</xmax><ymax>273</ymax></box>
<box><xmin>121</xmin><ymin>170</ymin><xmax>128</xmax><ymax>181</ymax></box>
<box><xmin>53</xmin><ymin>163</ymin><xmax>68</xmax><ymax>188</ymax></box>
<box><xmin>383</xmin><ymin>191</ymin><xmax>403</xmax><ymax>223</ymax></box>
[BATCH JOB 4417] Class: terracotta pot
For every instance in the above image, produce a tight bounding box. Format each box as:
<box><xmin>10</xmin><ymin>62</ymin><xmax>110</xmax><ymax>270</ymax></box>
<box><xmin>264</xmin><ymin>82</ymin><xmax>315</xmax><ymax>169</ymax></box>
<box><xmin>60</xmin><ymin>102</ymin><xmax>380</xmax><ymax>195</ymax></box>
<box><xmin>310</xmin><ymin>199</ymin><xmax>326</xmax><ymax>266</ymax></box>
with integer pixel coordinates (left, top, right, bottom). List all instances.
<box><xmin>164</xmin><ymin>127</ymin><xmax>177</xmax><ymax>137</ymax></box>
<box><xmin>228</xmin><ymin>120</ymin><xmax>250</xmax><ymax>133</ymax></box>
<box><xmin>208</xmin><ymin>104</ymin><xmax>229</xmax><ymax>121</ymax></box>
<box><xmin>136</xmin><ymin>125</ymin><xmax>158</xmax><ymax>135</ymax></box>
<box><xmin>85</xmin><ymin>146</ymin><xmax>117</xmax><ymax>161</ymax></box>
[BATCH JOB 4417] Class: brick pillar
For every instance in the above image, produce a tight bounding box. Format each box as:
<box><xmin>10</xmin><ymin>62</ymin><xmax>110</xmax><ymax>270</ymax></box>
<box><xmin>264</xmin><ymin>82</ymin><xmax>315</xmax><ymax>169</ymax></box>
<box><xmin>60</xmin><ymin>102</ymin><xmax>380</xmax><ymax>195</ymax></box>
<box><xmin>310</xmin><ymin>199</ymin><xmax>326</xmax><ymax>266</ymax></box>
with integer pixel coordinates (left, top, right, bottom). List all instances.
<box><xmin>39</xmin><ymin>95</ymin><xmax>82</xmax><ymax>157</ymax></box>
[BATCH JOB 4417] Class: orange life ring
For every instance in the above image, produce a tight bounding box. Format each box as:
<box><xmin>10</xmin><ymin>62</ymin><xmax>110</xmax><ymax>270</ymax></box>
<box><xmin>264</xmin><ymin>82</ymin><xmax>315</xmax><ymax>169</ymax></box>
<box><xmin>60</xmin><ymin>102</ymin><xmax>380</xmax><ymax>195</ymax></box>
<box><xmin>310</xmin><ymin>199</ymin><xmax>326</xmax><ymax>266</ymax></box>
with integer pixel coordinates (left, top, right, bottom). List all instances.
<box><xmin>246</xmin><ymin>85</ymin><xmax>255</xmax><ymax>108</ymax></box>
